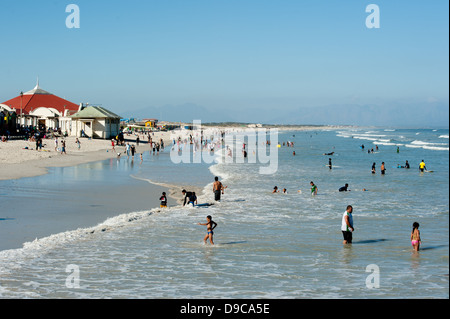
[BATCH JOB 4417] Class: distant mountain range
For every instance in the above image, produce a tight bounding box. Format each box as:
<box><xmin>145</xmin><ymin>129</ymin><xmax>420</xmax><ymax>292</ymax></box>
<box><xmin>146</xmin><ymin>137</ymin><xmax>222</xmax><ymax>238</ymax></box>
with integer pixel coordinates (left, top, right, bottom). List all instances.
<box><xmin>120</xmin><ymin>101</ymin><xmax>449</xmax><ymax>128</ymax></box>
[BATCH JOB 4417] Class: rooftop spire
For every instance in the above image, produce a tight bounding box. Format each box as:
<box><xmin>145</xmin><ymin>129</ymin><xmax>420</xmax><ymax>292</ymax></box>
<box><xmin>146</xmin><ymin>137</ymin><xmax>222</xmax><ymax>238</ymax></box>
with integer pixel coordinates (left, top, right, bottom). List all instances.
<box><xmin>24</xmin><ymin>77</ymin><xmax>51</xmax><ymax>95</ymax></box>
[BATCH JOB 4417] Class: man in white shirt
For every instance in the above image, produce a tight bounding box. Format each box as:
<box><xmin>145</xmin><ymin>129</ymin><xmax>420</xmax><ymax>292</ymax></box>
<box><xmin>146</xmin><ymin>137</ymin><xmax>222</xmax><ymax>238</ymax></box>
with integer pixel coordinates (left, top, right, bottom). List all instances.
<box><xmin>341</xmin><ymin>205</ymin><xmax>354</xmax><ymax>244</ymax></box>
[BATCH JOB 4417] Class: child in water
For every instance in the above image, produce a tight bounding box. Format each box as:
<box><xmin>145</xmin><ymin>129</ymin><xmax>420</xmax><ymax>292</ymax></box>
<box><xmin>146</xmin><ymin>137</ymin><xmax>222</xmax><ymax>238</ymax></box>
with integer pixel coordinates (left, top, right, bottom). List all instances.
<box><xmin>411</xmin><ymin>222</ymin><xmax>421</xmax><ymax>251</ymax></box>
<box><xmin>159</xmin><ymin>192</ymin><xmax>167</xmax><ymax>208</ymax></box>
<box><xmin>198</xmin><ymin>215</ymin><xmax>217</xmax><ymax>245</ymax></box>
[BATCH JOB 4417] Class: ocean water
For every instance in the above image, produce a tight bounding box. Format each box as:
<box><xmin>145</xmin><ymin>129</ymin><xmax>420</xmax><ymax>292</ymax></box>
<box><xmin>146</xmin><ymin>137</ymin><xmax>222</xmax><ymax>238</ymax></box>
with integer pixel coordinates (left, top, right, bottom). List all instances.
<box><xmin>0</xmin><ymin>127</ymin><xmax>448</xmax><ymax>299</ymax></box>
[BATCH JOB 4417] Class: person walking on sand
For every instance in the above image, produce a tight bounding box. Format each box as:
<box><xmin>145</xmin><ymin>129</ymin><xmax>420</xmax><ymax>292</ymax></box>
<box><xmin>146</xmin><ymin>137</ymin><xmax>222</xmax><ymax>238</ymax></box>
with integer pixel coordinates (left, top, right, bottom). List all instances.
<box><xmin>341</xmin><ymin>205</ymin><xmax>354</xmax><ymax>244</ymax></box>
<box><xmin>111</xmin><ymin>139</ymin><xmax>116</xmax><ymax>152</ymax></box>
<box><xmin>213</xmin><ymin>176</ymin><xmax>225</xmax><ymax>201</ymax></box>
<box><xmin>54</xmin><ymin>137</ymin><xmax>58</xmax><ymax>152</ymax></box>
<box><xmin>411</xmin><ymin>222</ymin><xmax>421</xmax><ymax>251</ymax></box>
<box><xmin>60</xmin><ymin>139</ymin><xmax>66</xmax><ymax>154</ymax></box>
<box><xmin>198</xmin><ymin>215</ymin><xmax>217</xmax><ymax>245</ymax></box>
<box><xmin>75</xmin><ymin>138</ymin><xmax>81</xmax><ymax>150</ymax></box>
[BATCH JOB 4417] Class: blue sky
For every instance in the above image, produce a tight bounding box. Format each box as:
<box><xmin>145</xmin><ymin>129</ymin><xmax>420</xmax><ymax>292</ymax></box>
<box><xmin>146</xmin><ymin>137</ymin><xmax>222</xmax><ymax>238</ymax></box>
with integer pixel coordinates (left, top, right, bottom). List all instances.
<box><xmin>1</xmin><ymin>0</ymin><xmax>448</xmax><ymax>125</ymax></box>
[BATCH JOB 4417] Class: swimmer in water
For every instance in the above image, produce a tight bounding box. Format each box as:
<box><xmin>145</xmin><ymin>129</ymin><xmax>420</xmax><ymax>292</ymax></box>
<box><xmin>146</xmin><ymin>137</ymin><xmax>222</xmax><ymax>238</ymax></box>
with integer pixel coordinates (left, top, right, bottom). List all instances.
<box><xmin>272</xmin><ymin>186</ymin><xmax>279</xmax><ymax>193</ymax></box>
<box><xmin>198</xmin><ymin>215</ymin><xmax>217</xmax><ymax>245</ymax></box>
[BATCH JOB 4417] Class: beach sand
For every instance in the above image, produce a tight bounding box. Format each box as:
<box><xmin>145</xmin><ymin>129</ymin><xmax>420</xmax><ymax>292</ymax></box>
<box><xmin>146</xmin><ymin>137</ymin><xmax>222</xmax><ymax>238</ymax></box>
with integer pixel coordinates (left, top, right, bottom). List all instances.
<box><xmin>0</xmin><ymin>131</ymin><xmax>181</xmax><ymax>251</ymax></box>
<box><xmin>0</xmin><ymin>132</ymin><xmax>172</xmax><ymax>180</ymax></box>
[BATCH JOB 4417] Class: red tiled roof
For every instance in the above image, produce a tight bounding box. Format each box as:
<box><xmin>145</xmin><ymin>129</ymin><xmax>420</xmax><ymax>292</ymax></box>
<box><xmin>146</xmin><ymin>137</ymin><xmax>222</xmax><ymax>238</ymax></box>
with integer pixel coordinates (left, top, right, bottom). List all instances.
<box><xmin>2</xmin><ymin>88</ymin><xmax>79</xmax><ymax>115</ymax></box>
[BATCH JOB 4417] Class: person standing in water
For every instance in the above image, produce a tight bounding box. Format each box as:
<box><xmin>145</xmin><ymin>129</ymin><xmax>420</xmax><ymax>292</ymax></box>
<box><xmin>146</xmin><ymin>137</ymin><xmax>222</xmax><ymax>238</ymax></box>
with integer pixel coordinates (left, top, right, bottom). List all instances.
<box><xmin>310</xmin><ymin>181</ymin><xmax>318</xmax><ymax>195</ymax></box>
<box><xmin>328</xmin><ymin>158</ymin><xmax>332</xmax><ymax>170</ymax></box>
<box><xmin>419</xmin><ymin>160</ymin><xmax>427</xmax><ymax>172</ymax></box>
<box><xmin>341</xmin><ymin>205</ymin><xmax>354</xmax><ymax>244</ymax></box>
<box><xmin>213</xmin><ymin>176</ymin><xmax>225</xmax><ymax>201</ymax></box>
<box><xmin>198</xmin><ymin>215</ymin><xmax>217</xmax><ymax>245</ymax></box>
<box><xmin>411</xmin><ymin>222</ymin><xmax>421</xmax><ymax>251</ymax></box>
<box><xmin>159</xmin><ymin>192</ymin><xmax>167</xmax><ymax>208</ymax></box>
<box><xmin>371</xmin><ymin>162</ymin><xmax>376</xmax><ymax>174</ymax></box>
<box><xmin>380</xmin><ymin>162</ymin><xmax>386</xmax><ymax>175</ymax></box>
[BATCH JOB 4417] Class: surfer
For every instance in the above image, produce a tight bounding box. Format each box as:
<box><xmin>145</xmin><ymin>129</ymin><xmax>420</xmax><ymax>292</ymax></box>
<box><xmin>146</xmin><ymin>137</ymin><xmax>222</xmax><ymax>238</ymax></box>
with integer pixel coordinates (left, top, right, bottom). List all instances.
<box><xmin>339</xmin><ymin>183</ymin><xmax>350</xmax><ymax>192</ymax></box>
<box><xmin>198</xmin><ymin>215</ymin><xmax>217</xmax><ymax>245</ymax></box>
<box><xmin>419</xmin><ymin>160</ymin><xmax>427</xmax><ymax>172</ymax></box>
<box><xmin>405</xmin><ymin>160</ymin><xmax>410</xmax><ymax>169</ymax></box>
<box><xmin>182</xmin><ymin>189</ymin><xmax>194</xmax><ymax>206</ymax></box>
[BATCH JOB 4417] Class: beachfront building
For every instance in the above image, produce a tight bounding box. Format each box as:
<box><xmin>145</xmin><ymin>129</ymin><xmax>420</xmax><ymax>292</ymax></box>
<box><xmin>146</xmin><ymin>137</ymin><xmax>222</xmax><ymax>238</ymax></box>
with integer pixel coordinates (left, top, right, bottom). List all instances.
<box><xmin>144</xmin><ymin>118</ymin><xmax>158</xmax><ymax>128</ymax></box>
<box><xmin>70</xmin><ymin>106</ymin><xmax>121</xmax><ymax>139</ymax></box>
<box><xmin>1</xmin><ymin>81</ymin><xmax>80</xmax><ymax>131</ymax></box>
<box><xmin>156</xmin><ymin>121</ymin><xmax>181</xmax><ymax>131</ymax></box>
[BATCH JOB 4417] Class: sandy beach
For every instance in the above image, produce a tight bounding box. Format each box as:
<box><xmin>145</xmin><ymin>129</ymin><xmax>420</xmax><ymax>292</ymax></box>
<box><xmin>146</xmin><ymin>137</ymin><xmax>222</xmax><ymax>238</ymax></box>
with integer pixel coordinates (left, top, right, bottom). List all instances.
<box><xmin>0</xmin><ymin>131</ymin><xmax>173</xmax><ymax>181</ymax></box>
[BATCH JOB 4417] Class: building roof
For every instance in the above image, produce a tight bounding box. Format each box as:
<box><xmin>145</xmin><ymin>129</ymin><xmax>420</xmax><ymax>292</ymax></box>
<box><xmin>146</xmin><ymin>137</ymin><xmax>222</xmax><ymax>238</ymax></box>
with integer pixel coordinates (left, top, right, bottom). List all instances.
<box><xmin>1</xmin><ymin>82</ymin><xmax>79</xmax><ymax>115</ymax></box>
<box><xmin>70</xmin><ymin>106</ymin><xmax>121</xmax><ymax>119</ymax></box>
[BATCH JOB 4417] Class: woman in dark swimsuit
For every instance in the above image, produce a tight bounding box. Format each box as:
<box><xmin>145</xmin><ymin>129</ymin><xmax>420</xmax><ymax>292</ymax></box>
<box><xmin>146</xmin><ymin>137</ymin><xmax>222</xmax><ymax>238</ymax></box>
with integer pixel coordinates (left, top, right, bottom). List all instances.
<box><xmin>198</xmin><ymin>215</ymin><xmax>217</xmax><ymax>245</ymax></box>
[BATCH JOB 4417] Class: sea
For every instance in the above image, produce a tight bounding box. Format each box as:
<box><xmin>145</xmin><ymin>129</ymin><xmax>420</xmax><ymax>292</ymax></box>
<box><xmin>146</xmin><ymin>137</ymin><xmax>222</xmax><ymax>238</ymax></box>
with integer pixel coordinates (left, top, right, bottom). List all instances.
<box><xmin>0</xmin><ymin>127</ymin><xmax>448</xmax><ymax>299</ymax></box>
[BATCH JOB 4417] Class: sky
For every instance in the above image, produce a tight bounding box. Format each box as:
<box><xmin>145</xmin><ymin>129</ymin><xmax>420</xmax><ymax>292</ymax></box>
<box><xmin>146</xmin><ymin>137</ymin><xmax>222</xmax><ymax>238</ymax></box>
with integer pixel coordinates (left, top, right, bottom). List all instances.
<box><xmin>1</xmin><ymin>0</ymin><xmax>449</xmax><ymax>126</ymax></box>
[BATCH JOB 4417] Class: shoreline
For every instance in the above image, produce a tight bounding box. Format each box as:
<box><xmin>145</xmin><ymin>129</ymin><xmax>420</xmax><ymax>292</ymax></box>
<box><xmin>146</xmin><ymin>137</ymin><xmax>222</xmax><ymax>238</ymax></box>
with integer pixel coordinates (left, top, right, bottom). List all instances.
<box><xmin>0</xmin><ymin>131</ymin><xmax>213</xmax><ymax>252</ymax></box>
<box><xmin>0</xmin><ymin>125</ymin><xmax>333</xmax><ymax>251</ymax></box>
<box><xmin>1</xmin><ymin>125</ymin><xmax>339</xmax><ymax>181</ymax></box>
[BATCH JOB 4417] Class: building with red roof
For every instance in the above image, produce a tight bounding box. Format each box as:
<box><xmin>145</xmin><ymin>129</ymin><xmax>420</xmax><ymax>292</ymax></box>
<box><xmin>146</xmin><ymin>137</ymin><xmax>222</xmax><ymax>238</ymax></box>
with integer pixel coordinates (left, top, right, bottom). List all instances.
<box><xmin>0</xmin><ymin>80</ymin><xmax>81</xmax><ymax>130</ymax></box>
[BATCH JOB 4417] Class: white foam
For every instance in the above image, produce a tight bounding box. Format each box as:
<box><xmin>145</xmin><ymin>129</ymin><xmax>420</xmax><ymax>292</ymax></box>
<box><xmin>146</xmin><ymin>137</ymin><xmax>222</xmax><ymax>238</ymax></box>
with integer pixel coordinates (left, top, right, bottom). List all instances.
<box><xmin>405</xmin><ymin>140</ymin><xmax>449</xmax><ymax>151</ymax></box>
<box><xmin>0</xmin><ymin>208</ymin><xmax>163</xmax><ymax>275</ymax></box>
<box><xmin>439</xmin><ymin>135</ymin><xmax>449</xmax><ymax>139</ymax></box>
